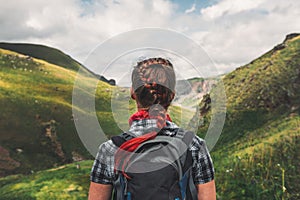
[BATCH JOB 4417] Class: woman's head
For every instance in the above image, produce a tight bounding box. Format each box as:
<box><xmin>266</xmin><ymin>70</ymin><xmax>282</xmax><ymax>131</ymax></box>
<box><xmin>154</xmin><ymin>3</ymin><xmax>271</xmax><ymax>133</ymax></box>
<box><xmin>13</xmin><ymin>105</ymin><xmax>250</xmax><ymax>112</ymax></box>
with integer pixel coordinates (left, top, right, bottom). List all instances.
<box><xmin>131</xmin><ymin>57</ymin><xmax>176</xmax><ymax>110</ymax></box>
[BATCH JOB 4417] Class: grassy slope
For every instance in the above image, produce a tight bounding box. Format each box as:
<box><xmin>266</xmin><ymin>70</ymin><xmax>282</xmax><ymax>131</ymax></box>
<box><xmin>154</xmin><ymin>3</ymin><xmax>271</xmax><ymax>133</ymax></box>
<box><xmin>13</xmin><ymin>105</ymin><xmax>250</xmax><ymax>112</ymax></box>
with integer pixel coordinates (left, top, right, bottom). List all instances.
<box><xmin>0</xmin><ymin>43</ymin><xmax>82</xmax><ymax>72</ymax></box>
<box><xmin>0</xmin><ymin>49</ymin><xmax>122</xmax><ymax>177</ymax></box>
<box><xmin>0</xmin><ymin>160</ymin><xmax>93</xmax><ymax>200</ymax></box>
<box><xmin>205</xmin><ymin>34</ymin><xmax>300</xmax><ymax>199</ymax></box>
<box><xmin>213</xmin><ymin>115</ymin><xmax>299</xmax><ymax>199</ymax></box>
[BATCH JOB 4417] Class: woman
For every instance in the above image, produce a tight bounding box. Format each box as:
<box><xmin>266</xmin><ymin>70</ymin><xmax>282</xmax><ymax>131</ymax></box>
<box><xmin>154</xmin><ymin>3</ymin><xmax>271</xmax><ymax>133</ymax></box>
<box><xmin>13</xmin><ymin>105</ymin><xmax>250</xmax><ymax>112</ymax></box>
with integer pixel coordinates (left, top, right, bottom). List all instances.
<box><xmin>89</xmin><ymin>57</ymin><xmax>216</xmax><ymax>200</ymax></box>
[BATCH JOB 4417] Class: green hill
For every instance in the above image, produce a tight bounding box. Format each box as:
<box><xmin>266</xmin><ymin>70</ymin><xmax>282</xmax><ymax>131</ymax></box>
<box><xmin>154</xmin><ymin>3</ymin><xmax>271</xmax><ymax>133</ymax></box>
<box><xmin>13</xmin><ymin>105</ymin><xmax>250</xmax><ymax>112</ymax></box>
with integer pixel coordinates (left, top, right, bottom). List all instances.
<box><xmin>0</xmin><ymin>43</ymin><xmax>117</xmax><ymax>85</ymax></box>
<box><xmin>0</xmin><ymin>43</ymin><xmax>83</xmax><ymax>72</ymax></box>
<box><xmin>197</xmin><ymin>33</ymin><xmax>300</xmax><ymax>199</ymax></box>
<box><xmin>0</xmin><ymin>48</ymin><xmax>123</xmax><ymax>177</ymax></box>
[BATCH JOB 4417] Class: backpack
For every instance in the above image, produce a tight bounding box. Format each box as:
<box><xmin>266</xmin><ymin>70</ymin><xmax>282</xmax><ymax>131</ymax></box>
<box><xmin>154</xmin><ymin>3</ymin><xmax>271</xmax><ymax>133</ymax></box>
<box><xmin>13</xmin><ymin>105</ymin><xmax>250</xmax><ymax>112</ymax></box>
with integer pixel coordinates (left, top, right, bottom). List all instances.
<box><xmin>111</xmin><ymin>128</ymin><xmax>197</xmax><ymax>200</ymax></box>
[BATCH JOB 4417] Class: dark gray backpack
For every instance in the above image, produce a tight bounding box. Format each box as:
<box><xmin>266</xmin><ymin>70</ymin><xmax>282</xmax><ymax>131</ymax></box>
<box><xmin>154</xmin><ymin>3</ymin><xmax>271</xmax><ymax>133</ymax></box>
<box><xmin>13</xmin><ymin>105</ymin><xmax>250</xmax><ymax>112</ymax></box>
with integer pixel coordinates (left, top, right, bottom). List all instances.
<box><xmin>111</xmin><ymin>128</ymin><xmax>197</xmax><ymax>200</ymax></box>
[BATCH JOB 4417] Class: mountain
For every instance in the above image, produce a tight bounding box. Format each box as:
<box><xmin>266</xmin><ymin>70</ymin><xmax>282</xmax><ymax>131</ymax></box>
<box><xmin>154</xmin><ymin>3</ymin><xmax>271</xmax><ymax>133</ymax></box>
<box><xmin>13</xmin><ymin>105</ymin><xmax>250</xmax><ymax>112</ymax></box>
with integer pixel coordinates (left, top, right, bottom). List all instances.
<box><xmin>0</xmin><ymin>43</ymin><xmax>116</xmax><ymax>85</ymax></box>
<box><xmin>0</xmin><ymin>43</ymin><xmax>82</xmax><ymax>72</ymax></box>
<box><xmin>196</xmin><ymin>33</ymin><xmax>300</xmax><ymax>199</ymax></box>
<box><xmin>174</xmin><ymin>77</ymin><xmax>218</xmax><ymax>109</ymax></box>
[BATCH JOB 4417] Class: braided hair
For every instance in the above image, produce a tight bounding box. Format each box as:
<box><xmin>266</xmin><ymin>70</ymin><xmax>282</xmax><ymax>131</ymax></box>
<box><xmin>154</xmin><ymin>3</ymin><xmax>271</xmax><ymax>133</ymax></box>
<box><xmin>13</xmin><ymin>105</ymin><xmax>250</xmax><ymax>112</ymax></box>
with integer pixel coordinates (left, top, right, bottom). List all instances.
<box><xmin>114</xmin><ymin>58</ymin><xmax>176</xmax><ymax>178</ymax></box>
<box><xmin>132</xmin><ymin>57</ymin><xmax>175</xmax><ymax>110</ymax></box>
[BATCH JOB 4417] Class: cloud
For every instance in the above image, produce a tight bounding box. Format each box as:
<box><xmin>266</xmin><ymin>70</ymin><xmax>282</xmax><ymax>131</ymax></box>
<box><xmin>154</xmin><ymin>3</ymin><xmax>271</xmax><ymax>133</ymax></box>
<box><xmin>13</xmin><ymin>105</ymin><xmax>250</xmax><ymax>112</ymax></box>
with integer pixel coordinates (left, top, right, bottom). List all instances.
<box><xmin>185</xmin><ymin>3</ymin><xmax>196</xmax><ymax>14</ymax></box>
<box><xmin>0</xmin><ymin>0</ymin><xmax>77</xmax><ymax>39</ymax></box>
<box><xmin>0</xmin><ymin>0</ymin><xmax>177</xmax><ymax>71</ymax></box>
<box><xmin>0</xmin><ymin>0</ymin><xmax>299</xmax><ymax>79</ymax></box>
<box><xmin>194</xmin><ymin>0</ymin><xmax>300</xmax><ymax>70</ymax></box>
<box><xmin>200</xmin><ymin>0</ymin><xmax>265</xmax><ymax>19</ymax></box>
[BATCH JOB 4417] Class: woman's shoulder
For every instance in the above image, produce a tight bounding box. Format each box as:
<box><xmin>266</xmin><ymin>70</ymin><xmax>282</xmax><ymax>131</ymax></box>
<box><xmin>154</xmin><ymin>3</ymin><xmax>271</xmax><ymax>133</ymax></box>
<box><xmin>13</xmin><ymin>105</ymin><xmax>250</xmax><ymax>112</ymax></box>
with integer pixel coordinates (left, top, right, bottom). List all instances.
<box><xmin>188</xmin><ymin>133</ymin><xmax>208</xmax><ymax>151</ymax></box>
<box><xmin>97</xmin><ymin>139</ymin><xmax>118</xmax><ymax>155</ymax></box>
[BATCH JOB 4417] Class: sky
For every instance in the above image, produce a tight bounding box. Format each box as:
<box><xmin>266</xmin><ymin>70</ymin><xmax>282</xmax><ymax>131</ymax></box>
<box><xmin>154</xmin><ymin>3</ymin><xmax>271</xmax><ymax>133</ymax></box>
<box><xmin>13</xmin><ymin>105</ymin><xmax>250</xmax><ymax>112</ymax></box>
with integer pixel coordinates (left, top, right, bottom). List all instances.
<box><xmin>0</xmin><ymin>0</ymin><xmax>299</xmax><ymax>80</ymax></box>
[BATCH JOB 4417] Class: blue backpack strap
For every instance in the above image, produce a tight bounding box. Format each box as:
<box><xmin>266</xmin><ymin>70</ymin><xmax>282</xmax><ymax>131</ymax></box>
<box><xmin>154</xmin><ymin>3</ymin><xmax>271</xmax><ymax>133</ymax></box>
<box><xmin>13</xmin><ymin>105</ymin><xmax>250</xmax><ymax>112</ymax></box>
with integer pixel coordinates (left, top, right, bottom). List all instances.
<box><xmin>188</xmin><ymin>169</ymin><xmax>198</xmax><ymax>200</ymax></box>
<box><xmin>177</xmin><ymin>129</ymin><xmax>198</xmax><ymax>200</ymax></box>
<box><xmin>179</xmin><ymin>168</ymin><xmax>189</xmax><ymax>199</ymax></box>
<box><xmin>113</xmin><ymin>174</ymin><xmax>123</xmax><ymax>200</ymax></box>
<box><xmin>179</xmin><ymin>165</ymin><xmax>197</xmax><ymax>200</ymax></box>
<box><xmin>114</xmin><ymin>174</ymin><xmax>129</xmax><ymax>200</ymax></box>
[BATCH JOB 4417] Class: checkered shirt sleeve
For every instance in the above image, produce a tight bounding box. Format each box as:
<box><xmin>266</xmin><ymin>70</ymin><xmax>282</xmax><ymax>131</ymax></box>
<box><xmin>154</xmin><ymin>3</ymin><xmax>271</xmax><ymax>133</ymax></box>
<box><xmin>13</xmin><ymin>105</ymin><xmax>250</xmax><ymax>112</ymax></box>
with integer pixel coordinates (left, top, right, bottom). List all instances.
<box><xmin>190</xmin><ymin>136</ymin><xmax>215</xmax><ymax>184</ymax></box>
<box><xmin>90</xmin><ymin>140</ymin><xmax>116</xmax><ymax>184</ymax></box>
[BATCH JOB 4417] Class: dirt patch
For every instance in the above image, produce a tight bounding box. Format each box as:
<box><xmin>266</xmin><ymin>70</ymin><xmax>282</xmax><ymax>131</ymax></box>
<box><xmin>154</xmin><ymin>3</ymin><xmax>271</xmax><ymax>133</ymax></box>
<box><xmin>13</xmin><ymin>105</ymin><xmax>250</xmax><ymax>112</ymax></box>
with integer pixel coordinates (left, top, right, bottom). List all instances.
<box><xmin>0</xmin><ymin>146</ymin><xmax>20</xmax><ymax>177</ymax></box>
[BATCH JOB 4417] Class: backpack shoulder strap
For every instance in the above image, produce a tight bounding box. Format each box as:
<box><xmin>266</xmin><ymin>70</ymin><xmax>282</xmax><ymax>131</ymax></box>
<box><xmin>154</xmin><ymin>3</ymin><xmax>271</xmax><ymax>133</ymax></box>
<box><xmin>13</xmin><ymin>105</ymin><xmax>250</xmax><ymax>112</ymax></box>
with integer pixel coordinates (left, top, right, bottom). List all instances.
<box><xmin>111</xmin><ymin>132</ymin><xmax>134</xmax><ymax>147</ymax></box>
<box><xmin>175</xmin><ymin>128</ymin><xmax>195</xmax><ymax>146</ymax></box>
<box><xmin>176</xmin><ymin>129</ymin><xmax>197</xmax><ymax>200</ymax></box>
<box><xmin>111</xmin><ymin>133</ymin><xmax>133</xmax><ymax>200</ymax></box>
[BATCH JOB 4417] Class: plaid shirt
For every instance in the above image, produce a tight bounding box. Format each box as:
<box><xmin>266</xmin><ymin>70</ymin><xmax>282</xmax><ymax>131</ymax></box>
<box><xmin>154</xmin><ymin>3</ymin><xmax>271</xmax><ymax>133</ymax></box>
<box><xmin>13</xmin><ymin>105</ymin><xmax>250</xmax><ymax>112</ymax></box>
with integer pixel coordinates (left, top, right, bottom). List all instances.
<box><xmin>90</xmin><ymin>119</ymin><xmax>214</xmax><ymax>185</ymax></box>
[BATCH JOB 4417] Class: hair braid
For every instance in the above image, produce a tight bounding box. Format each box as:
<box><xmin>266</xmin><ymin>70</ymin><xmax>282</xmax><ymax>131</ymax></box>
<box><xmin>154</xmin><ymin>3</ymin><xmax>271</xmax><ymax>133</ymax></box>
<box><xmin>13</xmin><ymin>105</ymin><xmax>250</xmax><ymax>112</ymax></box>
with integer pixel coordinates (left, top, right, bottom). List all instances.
<box><xmin>133</xmin><ymin>57</ymin><xmax>175</xmax><ymax>109</ymax></box>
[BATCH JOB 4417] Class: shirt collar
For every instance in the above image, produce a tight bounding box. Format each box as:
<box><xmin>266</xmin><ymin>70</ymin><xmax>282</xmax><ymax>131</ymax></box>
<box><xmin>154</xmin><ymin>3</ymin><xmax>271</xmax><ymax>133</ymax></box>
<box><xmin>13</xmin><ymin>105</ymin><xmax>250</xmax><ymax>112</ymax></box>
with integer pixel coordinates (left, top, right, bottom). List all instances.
<box><xmin>128</xmin><ymin>119</ymin><xmax>179</xmax><ymax>137</ymax></box>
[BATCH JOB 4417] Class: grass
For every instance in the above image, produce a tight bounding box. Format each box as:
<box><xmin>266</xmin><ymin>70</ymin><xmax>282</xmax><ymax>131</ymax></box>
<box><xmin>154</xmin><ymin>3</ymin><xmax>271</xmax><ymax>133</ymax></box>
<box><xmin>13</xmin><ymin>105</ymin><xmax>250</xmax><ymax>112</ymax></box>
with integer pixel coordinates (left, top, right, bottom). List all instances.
<box><xmin>212</xmin><ymin>115</ymin><xmax>300</xmax><ymax>200</ymax></box>
<box><xmin>0</xmin><ymin>160</ymin><xmax>93</xmax><ymax>200</ymax></box>
<box><xmin>168</xmin><ymin>104</ymin><xmax>195</xmax><ymax>129</ymax></box>
<box><xmin>0</xmin><ymin>49</ymin><xmax>116</xmax><ymax>176</ymax></box>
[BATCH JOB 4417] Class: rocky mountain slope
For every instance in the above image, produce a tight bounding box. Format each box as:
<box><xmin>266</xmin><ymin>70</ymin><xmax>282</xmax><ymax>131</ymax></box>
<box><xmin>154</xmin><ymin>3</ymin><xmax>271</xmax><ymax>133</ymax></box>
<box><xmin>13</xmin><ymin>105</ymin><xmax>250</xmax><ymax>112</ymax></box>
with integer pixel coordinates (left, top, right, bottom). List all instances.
<box><xmin>196</xmin><ymin>33</ymin><xmax>300</xmax><ymax>199</ymax></box>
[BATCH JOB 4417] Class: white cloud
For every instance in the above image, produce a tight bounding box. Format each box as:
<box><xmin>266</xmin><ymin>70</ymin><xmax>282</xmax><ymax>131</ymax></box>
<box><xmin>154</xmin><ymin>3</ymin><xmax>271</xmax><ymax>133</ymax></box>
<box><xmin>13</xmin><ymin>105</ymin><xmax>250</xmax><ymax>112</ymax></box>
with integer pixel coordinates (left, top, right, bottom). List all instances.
<box><xmin>185</xmin><ymin>3</ymin><xmax>196</xmax><ymax>14</ymax></box>
<box><xmin>194</xmin><ymin>0</ymin><xmax>300</xmax><ymax>69</ymax></box>
<box><xmin>0</xmin><ymin>0</ymin><xmax>176</xmax><ymax>61</ymax></box>
<box><xmin>200</xmin><ymin>0</ymin><xmax>265</xmax><ymax>19</ymax></box>
<box><xmin>152</xmin><ymin>0</ymin><xmax>174</xmax><ymax>16</ymax></box>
